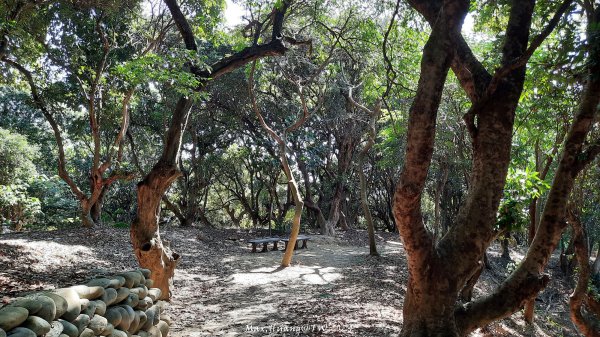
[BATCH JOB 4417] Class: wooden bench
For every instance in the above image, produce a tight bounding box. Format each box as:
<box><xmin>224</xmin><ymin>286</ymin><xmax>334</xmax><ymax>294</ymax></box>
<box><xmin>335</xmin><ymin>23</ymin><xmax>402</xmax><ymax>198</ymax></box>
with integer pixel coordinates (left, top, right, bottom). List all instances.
<box><xmin>281</xmin><ymin>235</ymin><xmax>311</xmax><ymax>250</ymax></box>
<box><xmin>248</xmin><ymin>237</ymin><xmax>281</xmax><ymax>253</ymax></box>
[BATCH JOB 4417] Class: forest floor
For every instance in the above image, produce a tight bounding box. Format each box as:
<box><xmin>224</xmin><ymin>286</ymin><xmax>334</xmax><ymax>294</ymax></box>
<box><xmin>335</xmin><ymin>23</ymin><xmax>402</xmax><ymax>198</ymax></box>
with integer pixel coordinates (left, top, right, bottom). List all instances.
<box><xmin>0</xmin><ymin>224</ymin><xmax>586</xmax><ymax>336</ymax></box>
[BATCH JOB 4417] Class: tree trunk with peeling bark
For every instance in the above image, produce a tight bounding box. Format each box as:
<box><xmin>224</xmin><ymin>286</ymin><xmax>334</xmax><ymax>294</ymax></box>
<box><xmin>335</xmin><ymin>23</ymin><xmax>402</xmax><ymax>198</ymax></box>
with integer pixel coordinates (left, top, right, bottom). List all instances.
<box><xmin>569</xmin><ymin>209</ymin><xmax>600</xmax><ymax>336</ymax></box>
<box><xmin>394</xmin><ymin>0</ymin><xmax>596</xmax><ymax>335</ymax></box>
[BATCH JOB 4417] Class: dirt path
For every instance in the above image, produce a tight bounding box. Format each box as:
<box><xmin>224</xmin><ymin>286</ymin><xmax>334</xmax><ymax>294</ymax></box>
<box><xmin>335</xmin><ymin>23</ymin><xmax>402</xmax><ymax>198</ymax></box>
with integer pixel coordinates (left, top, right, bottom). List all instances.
<box><xmin>168</xmin><ymin>232</ymin><xmax>406</xmax><ymax>336</ymax></box>
<box><xmin>0</xmin><ymin>225</ymin><xmax>582</xmax><ymax>336</ymax></box>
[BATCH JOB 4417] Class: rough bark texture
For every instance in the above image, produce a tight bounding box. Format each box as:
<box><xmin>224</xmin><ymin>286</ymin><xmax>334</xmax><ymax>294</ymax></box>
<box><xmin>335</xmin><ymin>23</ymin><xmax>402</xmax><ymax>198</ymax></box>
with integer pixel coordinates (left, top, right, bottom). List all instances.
<box><xmin>356</xmin><ymin>100</ymin><xmax>381</xmax><ymax>256</ymax></box>
<box><xmin>393</xmin><ymin>1</ymin><xmax>470</xmax><ymax>335</ymax></box>
<box><xmin>569</xmin><ymin>210</ymin><xmax>600</xmax><ymax>337</ymax></box>
<box><xmin>456</xmin><ymin>4</ymin><xmax>600</xmax><ymax>334</ymax></box>
<box><xmin>395</xmin><ymin>0</ymin><xmax>585</xmax><ymax>335</ymax></box>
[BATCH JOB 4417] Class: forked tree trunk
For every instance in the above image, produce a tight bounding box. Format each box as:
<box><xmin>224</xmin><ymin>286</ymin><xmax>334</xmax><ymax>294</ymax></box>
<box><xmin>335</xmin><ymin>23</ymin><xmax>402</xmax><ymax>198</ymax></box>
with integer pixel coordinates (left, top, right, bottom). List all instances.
<box><xmin>393</xmin><ymin>0</ymin><xmax>558</xmax><ymax>334</ymax></box>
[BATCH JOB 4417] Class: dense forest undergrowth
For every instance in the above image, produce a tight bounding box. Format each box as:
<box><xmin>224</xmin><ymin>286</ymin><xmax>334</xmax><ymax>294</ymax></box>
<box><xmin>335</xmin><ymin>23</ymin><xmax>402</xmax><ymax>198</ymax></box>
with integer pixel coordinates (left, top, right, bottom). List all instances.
<box><xmin>0</xmin><ymin>225</ymin><xmax>594</xmax><ymax>336</ymax></box>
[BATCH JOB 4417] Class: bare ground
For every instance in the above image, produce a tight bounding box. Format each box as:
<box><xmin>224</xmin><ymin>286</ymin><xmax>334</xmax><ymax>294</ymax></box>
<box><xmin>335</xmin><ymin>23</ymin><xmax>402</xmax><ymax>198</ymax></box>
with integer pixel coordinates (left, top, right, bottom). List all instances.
<box><xmin>0</xmin><ymin>225</ymin><xmax>584</xmax><ymax>336</ymax></box>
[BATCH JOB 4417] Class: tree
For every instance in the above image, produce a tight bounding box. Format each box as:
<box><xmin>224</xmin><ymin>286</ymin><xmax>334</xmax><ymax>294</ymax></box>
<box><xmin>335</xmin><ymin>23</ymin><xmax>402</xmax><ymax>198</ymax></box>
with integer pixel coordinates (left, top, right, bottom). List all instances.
<box><xmin>0</xmin><ymin>1</ymin><xmax>161</xmax><ymax>227</ymax></box>
<box><xmin>354</xmin><ymin>95</ymin><xmax>381</xmax><ymax>256</ymax></box>
<box><xmin>247</xmin><ymin>57</ymin><xmax>318</xmax><ymax>266</ymax></box>
<box><xmin>393</xmin><ymin>0</ymin><xmax>600</xmax><ymax>335</ymax></box>
<box><xmin>130</xmin><ymin>0</ymin><xmax>292</xmax><ymax>299</ymax></box>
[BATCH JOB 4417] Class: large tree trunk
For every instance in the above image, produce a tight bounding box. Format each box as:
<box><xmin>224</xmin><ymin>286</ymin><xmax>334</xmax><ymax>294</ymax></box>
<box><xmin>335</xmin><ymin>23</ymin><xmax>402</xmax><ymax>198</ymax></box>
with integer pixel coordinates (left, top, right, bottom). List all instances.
<box><xmin>80</xmin><ymin>199</ymin><xmax>95</xmax><ymax>228</ymax></box>
<box><xmin>393</xmin><ymin>1</ymin><xmax>471</xmax><ymax>335</ymax></box>
<box><xmin>393</xmin><ymin>0</ymin><xmax>568</xmax><ymax>334</ymax></box>
<box><xmin>456</xmin><ymin>4</ymin><xmax>600</xmax><ymax>333</ymax></box>
<box><xmin>131</xmin><ymin>163</ymin><xmax>182</xmax><ymax>300</ymax></box>
<box><xmin>130</xmin><ymin>97</ymin><xmax>191</xmax><ymax>300</ymax></box>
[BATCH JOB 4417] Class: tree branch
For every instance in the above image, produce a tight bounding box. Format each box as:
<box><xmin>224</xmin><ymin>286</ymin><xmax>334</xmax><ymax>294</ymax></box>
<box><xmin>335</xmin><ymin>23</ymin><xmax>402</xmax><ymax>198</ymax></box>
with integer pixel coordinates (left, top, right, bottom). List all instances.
<box><xmin>1</xmin><ymin>57</ymin><xmax>85</xmax><ymax>201</ymax></box>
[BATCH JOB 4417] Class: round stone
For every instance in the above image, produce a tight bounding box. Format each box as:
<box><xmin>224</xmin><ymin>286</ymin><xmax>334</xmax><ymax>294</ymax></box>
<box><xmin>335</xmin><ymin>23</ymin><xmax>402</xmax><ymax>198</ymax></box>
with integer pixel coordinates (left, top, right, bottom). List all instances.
<box><xmin>58</xmin><ymin>320</ymin><xmax>78</xmax><ymax>337</ymax></box>
<box><xmin>8</xmin><ymin>298</ymin><xmax>42</xmax><ymax>316</ymax></box>
<box><xmin>21</xmin><ymin>316</ymin><xmax>51</xmax><ymax>336</ymax></box>
<box><xmin>0</xmin><ymin>307</ymin><xmax>29</xmax><ymax>331</ymax></box>
<box><xmin>72</xmin><ymin>314</ymin><xmax>90</xmax><ymax>334</ymax></box>
<box><xmin>100</xmin><ymin>288</ymin><xmax>118</xmax><ymax>306</ymax></box>
<box><xmin>71</xmin><ymin>285</ymin><xmax>104</xmax><ymax>300</ymax></box>
<box><xmin>78</xmin><ymin>328</ymin><xmax>94</xmax><ymax>337</ymax></box>
<box><xmin>42</xmin><ymin>293</ymin><xmax>68</xmax><ymax>320</ymax></box>
<box><xmin>115</xmin><ymin>288</ymin><xmax>130</xmax><ymax>304</ymax></box>
<box><xmin>44</xmin><ymin>321</ymin><xmax>64</xmax><ymax>337</ymax></box>
<box><xmin>88</xmin><ymin>315</ymin><xmax>108</xmax><ymax>335</ymax></box>
<box><xmin>52</xmin><ymin>288</ymin><xmax>81</xmax><ymax>321</ymax></box>
<box><xmin>4</xmin><ymin>327</ymin><xmax>36</xmax><ymax>337</ymax></box>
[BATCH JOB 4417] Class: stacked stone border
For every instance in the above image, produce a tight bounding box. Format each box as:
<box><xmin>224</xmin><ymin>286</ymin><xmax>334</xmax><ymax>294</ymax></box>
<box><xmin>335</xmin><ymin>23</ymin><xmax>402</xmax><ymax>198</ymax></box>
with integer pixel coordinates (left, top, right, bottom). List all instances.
<box><xmin>0</xmin><ymin>269</ymin><xmax>169</xmax><ymax>337</ymax></box>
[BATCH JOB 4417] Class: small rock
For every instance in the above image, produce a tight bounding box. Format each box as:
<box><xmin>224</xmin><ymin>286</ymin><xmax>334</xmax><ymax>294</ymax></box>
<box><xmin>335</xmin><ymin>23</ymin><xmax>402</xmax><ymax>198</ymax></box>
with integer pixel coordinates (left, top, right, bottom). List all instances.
<box><xmin>52</xmin><ymin>288</ymin><xmax>80</xmax><ymax>321</ymax></box>
<box><xmin>138</xmin><ymin>269</ymin><xmax>151</xmax><ymax>279</ymax></box>
<box><xmin>134</xmin><ymin>312</ymin><xmax>147</xmax><ymax>334</ymax></box>
<box><xmin>71</xmin><ymin>286</ymin><xmax>104</xmax><ymax>300</ymax></box>
<box><xmin>27</xmin><ymin>295</ymin><xmax>57</xmax><ymax>323</ymax></box>
<box><xmin>0</xmin><ymin>307</ymin><xmax>29</xmax><ymax>331</ymax></box>
<box><xmin>115</xmin><ymin>288</ymin><xmax>130</xmax><ymax>304</ymax></box>
<box><xmin>156</xmin><ymin>320</ymin><xmax>169</xmax><ymax>337</ymax></box>
<box><xmin>21</xmin><ymin>316</ymin><xmax>51</xmax><ymax>336</ymax></box>
<box><xmin>99</xmin><ymin>323</ymin><xmax>113</xmax><ymax>336</ymax></box>
<box><xmin>146</xmin><ymin>289</ymin><xmax>161</xmax><ymax>302</ymax></box>
<box><xmin>122</xmin><ymin>294</ymin><xmax>139</xmax><ymax>308</ymax></box>
<box><xmin>110</xmin><ymin>276</ymin><xmax>126</xmax><ymax>289</ymax></box>
<box><xmin>72</xmin><ymin>314</ymin><xmax>90</xmax><ymax>334</ymax></box>
<box><xmin>129</xmin><ymin>286</ymin><xmax>148</xmax><ymax>300</ymax></box>
<box><xmin>88</xmin><ymin>315</ymin><xmax>108</xmax><ymax>335</ymax></box>
<box><xmin>80</xmin><ymin>300</ymin><xmax>96</xmax><ymax>318</ymax></box>
<box><xmin>118</xmin><ymin>272</ymin><xmax>142</xmax><ymax>289</ymax></box>
<box><xmin>93</xmin><ymin>300</ymin><xmax>106</xmax><ymax>316</ymax></box>
<box><xmin>100</xmin><ymin>288</ymin><xmax>118</xmax><ymax>306</ymax></box>
<box><xmin>45</xmin><ymin>321</ymin><xmax>64</xmax><ymax>337</ymax></box>
<box><xmin>104</xmin><ymin>308</ymin><xmax>121</xmax><ymax>328</ymax></box>
<box><xmin>42</xmin><ymin>293</ymin><xmax>68</xmax><ymax>320</ymax></box>
<box><xmin>144</xmin><ymin>279</ymin><xmax>153</xmax><ymax>288</ymax></box>
<box><xmin>5</xmin><ymin>327</ymin><xmax>36</xmax><ymax>337</ymax></box>
<box><xmin>58</xmin><ymin>320</ymin><xmax>78</xmax><ymax>337</ymax></box>
<box><xmin>78</xmin><ymin>328</ymin><xmax>94</xmax><ymax>337</ymax></box>
<box><xmin>109</xmin><ymin>329</ymin><xmax>128</xmax><ymax>337</ymax></box>
<box><xmin>8</xmin><ymin>298</ymin><xmax>42</xmax><ymax>317</ymax></box>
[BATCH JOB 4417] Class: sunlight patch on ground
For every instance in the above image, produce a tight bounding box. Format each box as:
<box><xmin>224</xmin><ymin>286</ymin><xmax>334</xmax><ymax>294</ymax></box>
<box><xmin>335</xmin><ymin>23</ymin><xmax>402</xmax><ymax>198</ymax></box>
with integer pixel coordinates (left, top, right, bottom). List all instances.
<box><xmin>229</xmin><ymin>265</ymin><xmax>343</xmax><ymax>286</ymax></box>
<box><xmin>0</xmin><ymin>239</ymin><xmax>92</xmax><ymax>272</ymax></box>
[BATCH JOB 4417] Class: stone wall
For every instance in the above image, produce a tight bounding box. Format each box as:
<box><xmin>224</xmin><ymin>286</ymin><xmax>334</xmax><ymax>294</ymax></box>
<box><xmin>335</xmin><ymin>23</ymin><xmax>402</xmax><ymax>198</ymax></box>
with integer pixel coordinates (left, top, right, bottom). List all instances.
<box><xmin>0</xmin><ymin>269</ymin><xmax>169</xmax><ymax>337</ymax></box>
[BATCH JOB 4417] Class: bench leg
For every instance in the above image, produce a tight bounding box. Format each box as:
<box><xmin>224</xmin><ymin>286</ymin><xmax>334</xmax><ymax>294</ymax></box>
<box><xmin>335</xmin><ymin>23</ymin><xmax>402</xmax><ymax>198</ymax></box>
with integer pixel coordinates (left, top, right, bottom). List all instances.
<box><xmin>301</xmin><ymin>240</ymin><xmax>308</xmax><ymax>249</ymax></box>
<box><xmin>272</xmin><ymin>241</ymin><xmax>279</xmax><ymax>251</ymax></box>
<box><xmin>251</xmin><ymin>243</ymin><xmax>257</xmax><ymax>253</ymax></box>
<box><xmin>294</xmin><ymin>241</ymin><xmax>298</xmax><ymax>250</ymax></box>
<box><xmin>261</xmin><ymin>243</ymin><xmax>269</xmax><ymax>252</ymax></box>
<box><xmin>284</xmin><ymin>241</ymin><xmax>288</xmax><ymax>250</ymax></box>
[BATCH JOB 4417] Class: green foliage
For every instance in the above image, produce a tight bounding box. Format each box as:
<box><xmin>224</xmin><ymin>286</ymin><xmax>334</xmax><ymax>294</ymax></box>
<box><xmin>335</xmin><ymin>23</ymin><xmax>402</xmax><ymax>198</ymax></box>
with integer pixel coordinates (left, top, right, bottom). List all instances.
<box><xmin>0</xmin><ymin>182</ymin><xmax>42</xmax><ymax>231</ymax></box>
<box><xmin>114</xmin><ymin>50</ymin><xmax>208</xmax><ymax>98</ymax></box>
<box><xmin>0</xmin><ymin>128</ymin><xmax>39</xmax><ymax>185</ymax></box>
<box><xmin>496</xmin><ymin>168</ymin><xmax>550</xmax><ymax>232</ymax></box>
